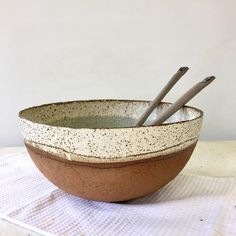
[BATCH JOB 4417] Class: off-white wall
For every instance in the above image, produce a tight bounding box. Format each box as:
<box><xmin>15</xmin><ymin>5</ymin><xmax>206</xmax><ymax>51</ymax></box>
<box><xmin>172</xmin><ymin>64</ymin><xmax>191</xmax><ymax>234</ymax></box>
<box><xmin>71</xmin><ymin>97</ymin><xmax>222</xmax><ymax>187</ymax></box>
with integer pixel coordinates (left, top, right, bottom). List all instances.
<box><xmin>0</xmin><ymin>0</ymin><xmax>235</xmax><ymax>146</ymax></box>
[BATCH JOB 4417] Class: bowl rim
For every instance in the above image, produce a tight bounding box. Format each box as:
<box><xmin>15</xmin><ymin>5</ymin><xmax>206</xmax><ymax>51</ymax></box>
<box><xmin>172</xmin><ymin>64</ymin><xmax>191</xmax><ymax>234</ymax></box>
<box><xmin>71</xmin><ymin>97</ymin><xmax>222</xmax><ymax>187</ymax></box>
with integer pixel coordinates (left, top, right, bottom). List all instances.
<box><xmin>19</xmin><ymin>99</ymin><xmax>204</xmax><ymax>130</ymax></box>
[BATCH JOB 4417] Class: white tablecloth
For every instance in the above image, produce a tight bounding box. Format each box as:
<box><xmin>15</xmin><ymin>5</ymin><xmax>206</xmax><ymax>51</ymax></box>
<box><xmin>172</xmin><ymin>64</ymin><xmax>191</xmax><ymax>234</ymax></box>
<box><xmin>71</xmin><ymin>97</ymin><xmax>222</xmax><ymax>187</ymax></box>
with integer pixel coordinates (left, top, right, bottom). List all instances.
<box><xmin>0</xmin><ymin>148</ymin><xmax>236</xmax><ymax>236</ymax></box>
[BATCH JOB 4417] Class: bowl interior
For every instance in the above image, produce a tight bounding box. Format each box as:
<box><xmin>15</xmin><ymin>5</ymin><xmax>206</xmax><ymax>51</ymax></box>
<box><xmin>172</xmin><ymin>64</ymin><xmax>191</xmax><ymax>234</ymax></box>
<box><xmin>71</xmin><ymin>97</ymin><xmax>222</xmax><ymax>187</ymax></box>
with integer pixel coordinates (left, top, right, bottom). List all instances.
<box><xmin>19</xmin><ymin>100</ymin><xmax>202</xmax><ymax>129</ymax></box>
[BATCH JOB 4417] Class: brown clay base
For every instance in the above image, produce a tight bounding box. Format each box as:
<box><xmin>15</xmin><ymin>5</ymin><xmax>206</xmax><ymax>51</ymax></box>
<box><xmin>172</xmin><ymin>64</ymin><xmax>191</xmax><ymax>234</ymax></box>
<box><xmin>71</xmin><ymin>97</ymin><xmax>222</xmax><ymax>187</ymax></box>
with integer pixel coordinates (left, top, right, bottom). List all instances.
<box><xmin>26</xmin><ymin>142</ymin><xmax>197</xmax><ymax>202</ymax></box>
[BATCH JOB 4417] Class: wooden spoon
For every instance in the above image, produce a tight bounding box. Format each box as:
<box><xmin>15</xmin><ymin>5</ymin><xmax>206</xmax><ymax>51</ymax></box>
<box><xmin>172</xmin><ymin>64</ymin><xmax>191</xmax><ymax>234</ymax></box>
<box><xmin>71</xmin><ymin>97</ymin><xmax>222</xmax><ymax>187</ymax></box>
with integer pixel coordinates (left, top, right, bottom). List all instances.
<box><xmin>134</xmin><ymin>67</ymin><xmax>189</xmax><ymax>127</ymax></box>
<box><xmin>150</xmin><ymin>76</ymin><xmax>215</xmax><ymax>126</ymax></box>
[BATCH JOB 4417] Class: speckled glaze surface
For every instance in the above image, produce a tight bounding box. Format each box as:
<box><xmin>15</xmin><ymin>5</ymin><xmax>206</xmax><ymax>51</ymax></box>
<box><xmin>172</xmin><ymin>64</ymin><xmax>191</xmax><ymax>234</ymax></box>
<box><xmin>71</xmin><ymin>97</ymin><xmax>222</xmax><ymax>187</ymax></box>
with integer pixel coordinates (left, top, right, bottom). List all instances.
<box><xmin>19</xmin><ymin>100</ymin><xmax>203</xmax><ymax>163</ymax></box>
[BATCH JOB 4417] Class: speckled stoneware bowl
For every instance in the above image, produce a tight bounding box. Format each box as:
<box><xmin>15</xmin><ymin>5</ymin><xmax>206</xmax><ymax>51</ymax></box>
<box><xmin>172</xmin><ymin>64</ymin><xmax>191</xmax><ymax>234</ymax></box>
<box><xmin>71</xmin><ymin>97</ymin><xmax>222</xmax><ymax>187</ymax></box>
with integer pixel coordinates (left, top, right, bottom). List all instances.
<box><xmin>19</xmin><ymin>99</ymin><xmax>203</xmax><ymax>202</ymax></box>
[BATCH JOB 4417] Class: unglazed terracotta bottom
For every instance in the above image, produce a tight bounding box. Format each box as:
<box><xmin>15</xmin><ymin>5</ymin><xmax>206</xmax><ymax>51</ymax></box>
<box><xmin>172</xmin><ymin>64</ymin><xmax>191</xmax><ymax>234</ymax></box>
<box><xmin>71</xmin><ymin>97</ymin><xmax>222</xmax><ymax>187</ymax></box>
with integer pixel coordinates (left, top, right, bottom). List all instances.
<box><xmin>25</xmin><ymin>142</ymin><xmax>197</xmax><ymax>202</ymax></box>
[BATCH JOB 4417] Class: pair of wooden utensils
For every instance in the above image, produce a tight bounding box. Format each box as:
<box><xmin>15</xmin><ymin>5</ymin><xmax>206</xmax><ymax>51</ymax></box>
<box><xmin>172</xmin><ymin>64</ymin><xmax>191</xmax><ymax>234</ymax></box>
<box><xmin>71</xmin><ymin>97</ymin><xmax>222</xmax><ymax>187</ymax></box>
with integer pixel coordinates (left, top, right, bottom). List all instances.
<box><xmin>134</xmin><ymin>67</ymin><xmax>215</xmax><ymax>127</ymax></box>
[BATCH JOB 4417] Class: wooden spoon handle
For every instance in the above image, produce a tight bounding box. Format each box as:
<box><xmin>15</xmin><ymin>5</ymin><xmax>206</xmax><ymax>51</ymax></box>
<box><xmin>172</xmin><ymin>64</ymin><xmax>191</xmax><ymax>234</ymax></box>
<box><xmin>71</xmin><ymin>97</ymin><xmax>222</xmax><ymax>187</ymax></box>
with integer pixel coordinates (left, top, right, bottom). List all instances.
<box><xmin>134</xmin><ymin>67</ymin><xmax>189</xmax><ymax>127</ymax></box>
<box><xmin>150</xmin><ymin>76</ymin><xmax>215</xmax><ymax>126</ymax></box>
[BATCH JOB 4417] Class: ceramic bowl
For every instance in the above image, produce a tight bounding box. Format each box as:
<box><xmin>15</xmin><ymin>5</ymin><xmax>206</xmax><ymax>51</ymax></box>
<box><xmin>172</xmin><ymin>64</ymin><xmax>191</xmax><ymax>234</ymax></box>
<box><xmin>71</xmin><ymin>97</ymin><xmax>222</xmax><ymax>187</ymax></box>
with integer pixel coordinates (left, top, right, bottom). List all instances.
<box><xmin>19</xmin><ymin>99</ymin><xmax>203</xmax><ymax>202</ymax></box>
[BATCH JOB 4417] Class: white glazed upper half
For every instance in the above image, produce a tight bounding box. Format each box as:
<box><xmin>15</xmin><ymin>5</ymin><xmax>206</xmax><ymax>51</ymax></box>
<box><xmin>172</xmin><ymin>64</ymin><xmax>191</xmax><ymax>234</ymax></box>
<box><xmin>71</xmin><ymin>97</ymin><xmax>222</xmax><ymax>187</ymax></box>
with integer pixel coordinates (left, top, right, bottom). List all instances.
<box><xmin>19</xmin><ymin>100</ymin><xmax>203</xmax><ymax>162</ymax></box>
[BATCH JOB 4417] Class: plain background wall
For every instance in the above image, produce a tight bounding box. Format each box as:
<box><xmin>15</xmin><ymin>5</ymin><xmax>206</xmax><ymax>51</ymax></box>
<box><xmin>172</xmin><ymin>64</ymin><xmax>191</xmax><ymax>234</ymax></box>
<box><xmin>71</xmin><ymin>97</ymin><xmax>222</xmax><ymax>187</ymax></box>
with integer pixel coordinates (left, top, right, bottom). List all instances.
<box><xmin>0</xmin><ymin>0</ymin><xmax>235</xmax><ymax>146</ymax></box>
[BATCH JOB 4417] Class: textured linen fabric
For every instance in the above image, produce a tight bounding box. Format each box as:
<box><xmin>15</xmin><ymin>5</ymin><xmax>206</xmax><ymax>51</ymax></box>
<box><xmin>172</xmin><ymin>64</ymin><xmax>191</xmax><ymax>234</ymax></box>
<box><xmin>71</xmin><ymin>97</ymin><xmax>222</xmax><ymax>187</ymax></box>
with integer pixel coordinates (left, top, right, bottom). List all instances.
<box><xmin>0</xmin><ymin>150</ymin><xmax>236</xmax><ymax>236</ymax></box>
